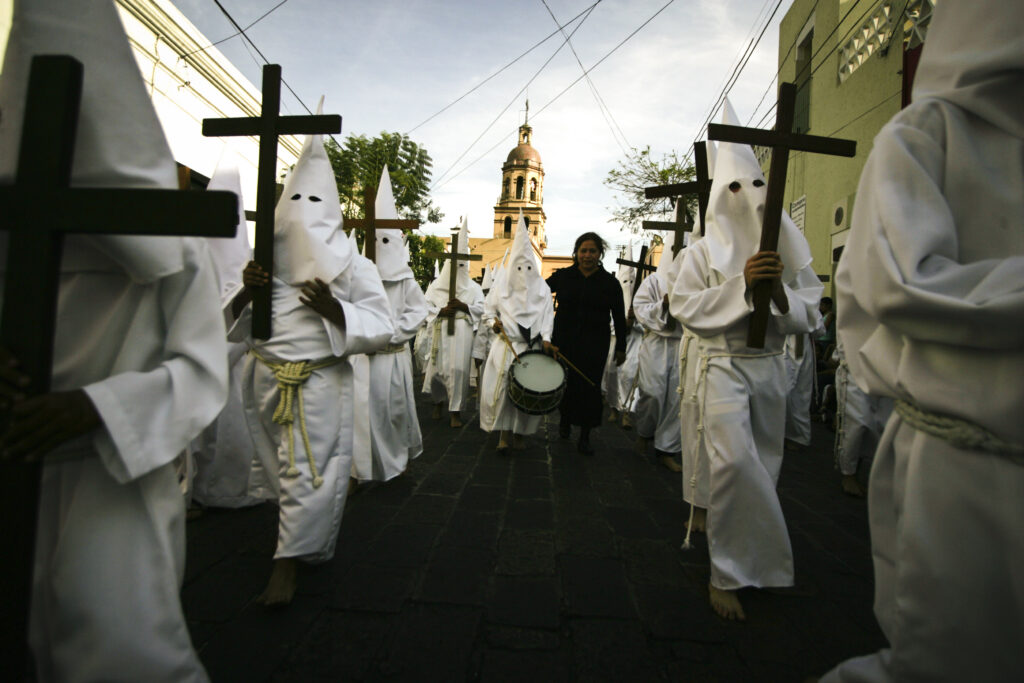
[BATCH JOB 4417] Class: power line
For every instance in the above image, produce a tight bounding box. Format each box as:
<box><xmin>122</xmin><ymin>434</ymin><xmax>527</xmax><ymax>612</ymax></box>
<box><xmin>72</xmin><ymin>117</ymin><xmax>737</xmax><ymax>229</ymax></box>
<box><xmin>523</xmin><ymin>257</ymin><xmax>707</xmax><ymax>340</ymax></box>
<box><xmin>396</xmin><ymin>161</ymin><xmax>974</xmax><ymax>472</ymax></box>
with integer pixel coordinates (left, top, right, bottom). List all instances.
<box><xmin>179</xmin><ymin>0</ymin><xmax>289</xmax><ymax>60</ymax></box>
<box><xmin>745</xmin><ymin>0</ymin><xmax>821</xmax><ymax>126</ymax></box>
<box><xmin>405</xmin><ymin>0</ymin><xmax>604</xmax><ymax>136</ymax></box>
<box><xmin>425</xmin><ymin>2</ymin><xmax>598</xmax><ymax>191</ymax></box>
<box><xmin>433</xmin><ymin>0</ymin><xmax>677</xmax><ymax>191</ymax></box>
<box><xmin>540</xmin><ymin>0</ymin><xmax>630</xmax><ymax>154</ymax></box>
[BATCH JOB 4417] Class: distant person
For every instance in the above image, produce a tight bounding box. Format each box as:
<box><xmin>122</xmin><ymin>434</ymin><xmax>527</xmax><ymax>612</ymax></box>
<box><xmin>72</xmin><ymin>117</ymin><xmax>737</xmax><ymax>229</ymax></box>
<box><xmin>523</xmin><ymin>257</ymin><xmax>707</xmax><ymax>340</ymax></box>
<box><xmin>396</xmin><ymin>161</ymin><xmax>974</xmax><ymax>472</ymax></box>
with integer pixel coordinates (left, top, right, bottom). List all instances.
<box><xmin>546</xmin><ymin>233</ymin><xmax>627</xmax><ymax>454</ymax></box>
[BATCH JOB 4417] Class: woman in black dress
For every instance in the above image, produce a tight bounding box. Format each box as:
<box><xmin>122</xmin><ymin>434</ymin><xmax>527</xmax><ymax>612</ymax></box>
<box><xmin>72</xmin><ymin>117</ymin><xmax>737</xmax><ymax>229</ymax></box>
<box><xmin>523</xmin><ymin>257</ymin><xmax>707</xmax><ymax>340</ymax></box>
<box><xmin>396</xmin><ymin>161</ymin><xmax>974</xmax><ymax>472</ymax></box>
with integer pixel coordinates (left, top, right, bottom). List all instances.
<box><xmin>546</xmin><ymin>233</ymin><xmax>627</xmax><ymax>454</ymax></box>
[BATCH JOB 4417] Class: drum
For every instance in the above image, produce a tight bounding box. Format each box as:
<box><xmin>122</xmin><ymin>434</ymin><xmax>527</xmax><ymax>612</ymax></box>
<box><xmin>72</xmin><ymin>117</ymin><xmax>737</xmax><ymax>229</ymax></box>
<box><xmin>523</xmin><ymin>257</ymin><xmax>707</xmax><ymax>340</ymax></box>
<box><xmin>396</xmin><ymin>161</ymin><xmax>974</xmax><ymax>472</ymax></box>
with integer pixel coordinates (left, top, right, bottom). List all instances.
<box><xmin>508</xmin><ymin>350</ymin><xmax>567</xmax><ymax>415</ymax></box>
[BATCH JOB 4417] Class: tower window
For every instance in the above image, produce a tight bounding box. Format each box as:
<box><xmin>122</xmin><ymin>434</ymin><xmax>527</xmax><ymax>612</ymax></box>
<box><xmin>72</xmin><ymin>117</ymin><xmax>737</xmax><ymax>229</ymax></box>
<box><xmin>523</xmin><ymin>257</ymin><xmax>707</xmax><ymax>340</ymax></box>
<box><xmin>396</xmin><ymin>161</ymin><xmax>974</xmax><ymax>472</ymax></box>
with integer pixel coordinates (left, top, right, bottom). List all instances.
<box><xmin>503</xmin><ymin>178</ymin><xmax>510</xmax><ymax>199</ymax></box>
<box><xmin>524</xmin><ymin>216</ymin><xmax>530</xmax><ymax>232</ymax></box>
<box><xmin>503</xmin><ymin>216</ymin><xmax>512</xmax><ymax>237</ymax></box>
<box><xmin>515</xmin><ymin>177</ymin><xmax>524</xmax><ymax>199</ymax></box>
<box><xmin>530</xmin><ymin>178</ymin><xmax>537</xmax><ymax>201</ymax></box>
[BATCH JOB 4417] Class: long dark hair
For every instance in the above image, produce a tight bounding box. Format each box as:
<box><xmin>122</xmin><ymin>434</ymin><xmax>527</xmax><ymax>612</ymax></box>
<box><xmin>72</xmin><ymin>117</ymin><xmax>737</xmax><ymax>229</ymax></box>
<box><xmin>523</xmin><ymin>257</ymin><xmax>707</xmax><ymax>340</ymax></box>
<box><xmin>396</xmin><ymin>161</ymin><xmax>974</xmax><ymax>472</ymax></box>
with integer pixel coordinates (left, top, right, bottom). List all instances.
<box><xmin>572</xmin><ymin>232</ymin><xmax>607</xmax><ymax>264</ymax></box>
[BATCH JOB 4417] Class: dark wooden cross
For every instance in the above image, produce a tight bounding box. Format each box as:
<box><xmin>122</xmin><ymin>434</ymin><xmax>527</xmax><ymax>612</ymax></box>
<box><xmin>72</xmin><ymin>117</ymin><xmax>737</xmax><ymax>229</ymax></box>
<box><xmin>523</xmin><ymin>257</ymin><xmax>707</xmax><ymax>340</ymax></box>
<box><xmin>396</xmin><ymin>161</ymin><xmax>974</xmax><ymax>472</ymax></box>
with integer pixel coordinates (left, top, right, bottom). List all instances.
<box><xmin>202</xmin><ymin>64</ymin><xmax>341</xmax><ymax>339</ymax></box>
<box><xmin>642</xmin><ymin>200</ymin><xmax>693</xmax><ymax>257</ymax></box>
<box><xmin>427</xmin><ymin>228</ymin><xmax>481</xmax><ymax>334</ymax></box>
<box><xmin>0</xmin><ymin>56</ymin><xmax>238</xmax><ymax>676</ymax></box>
<box><xmin>644</xmin><ymin>141</ymin><xmax>712</xmax><ymax>236</ymax></box>
<box><xmin>708</xmin><ymin>82</ymin><xmax>855</xmax><ymax>348</ymax></box>
<box><xmin>616</xmin><ymin>244</ymin><xmax>655</xmax><ymax>301</ymax></box>
<box><xmin>345</xmin><ymin>183</ymin><xmax>419</xmax><ymax>263</ymax></box>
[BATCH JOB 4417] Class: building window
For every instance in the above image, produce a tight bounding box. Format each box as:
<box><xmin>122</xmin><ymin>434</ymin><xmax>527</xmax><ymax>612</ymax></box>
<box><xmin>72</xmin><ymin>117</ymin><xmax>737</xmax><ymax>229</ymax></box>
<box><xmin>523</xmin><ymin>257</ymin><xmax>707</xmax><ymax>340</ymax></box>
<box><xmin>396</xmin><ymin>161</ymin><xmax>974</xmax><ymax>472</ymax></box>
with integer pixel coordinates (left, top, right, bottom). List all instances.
<box><xmin>503</xmin><ymin>216</ymin><xmax>512</xmax><ymax>237</ymax></box>
<box><xmin>503</xmin><ymin>178</ymin><xmax>510</xmax><ymax>199</ymax></box>
<box><xmin>515</xmin><ymin>177</ymin><xmax>524</xmax><ymax>199</ymax></box>
<box><xmin>794</xmin><ymin>28</ymin><xmax>813</xmax><ymax>133</ymax></box>
<box><xmin>524</xmin><ymin>216</ymin><xmax>530</xmax><ymax>232</ymax></box>
<box><xmin>838</xmin><ymin>2</ymin><xmax>896</xmax><ymax>83</ymax></box>
<box><xmin>903</xmin><ymin>0</ymin><xmax>935</xmax><ymax>50</ymax></box>
<box><xmin>529</xmin><ymin>178</ymin><xmax>537</xmax><ymax>201</ymax></box>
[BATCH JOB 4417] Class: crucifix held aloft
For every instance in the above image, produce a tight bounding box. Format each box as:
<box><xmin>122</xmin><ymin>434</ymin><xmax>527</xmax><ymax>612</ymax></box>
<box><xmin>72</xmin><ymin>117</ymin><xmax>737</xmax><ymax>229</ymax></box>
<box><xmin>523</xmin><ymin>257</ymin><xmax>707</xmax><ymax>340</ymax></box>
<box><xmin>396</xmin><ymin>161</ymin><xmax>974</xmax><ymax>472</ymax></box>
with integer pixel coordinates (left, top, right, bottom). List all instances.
<box><xmin>0</xmin><ymin>56</ymin><xmax>239</xmax><ymax>674</ymax></box>
<box><xmin>427</xmin><ymin>228</ymin><xmax>481</xmax><ymax>334</ymax></box>
<box><xmin>709</xmin><ymin>82</ymin><xmax>855</xmax><ymax>348</ymax></box>
<box><xmin>642</xmin><ymin>200</ymin><xmax>693</xmax><ymax>257</ymax></box>
<box><xmin>345</xmin><ymin>183</ymin><xmax>419</xmax><ymax>263</ymax></box>
<box><xmin>644</xmin><ymin>141</ymin><xmax>713</xmax><ymax>236</ymax></box>
<box><xmin>202</xmin><ymin>64</ymin><xmax>341</xmax><ymax>339</ymax></box>
<box><xmin>616</xmin><ymin>244</ymin><xmax>655</xmax><ymax>301</ymax></box>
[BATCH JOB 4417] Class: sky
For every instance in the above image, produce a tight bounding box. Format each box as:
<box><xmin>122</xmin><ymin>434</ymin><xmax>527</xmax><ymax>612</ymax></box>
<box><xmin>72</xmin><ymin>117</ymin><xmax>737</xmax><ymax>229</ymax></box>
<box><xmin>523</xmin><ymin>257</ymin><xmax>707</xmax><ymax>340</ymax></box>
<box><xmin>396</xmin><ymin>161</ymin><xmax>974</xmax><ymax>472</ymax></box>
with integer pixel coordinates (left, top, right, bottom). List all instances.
<box><xmin>166</xmin><ymin>0</ymin><xmax>789</xmax><ymax>263</ymax></box>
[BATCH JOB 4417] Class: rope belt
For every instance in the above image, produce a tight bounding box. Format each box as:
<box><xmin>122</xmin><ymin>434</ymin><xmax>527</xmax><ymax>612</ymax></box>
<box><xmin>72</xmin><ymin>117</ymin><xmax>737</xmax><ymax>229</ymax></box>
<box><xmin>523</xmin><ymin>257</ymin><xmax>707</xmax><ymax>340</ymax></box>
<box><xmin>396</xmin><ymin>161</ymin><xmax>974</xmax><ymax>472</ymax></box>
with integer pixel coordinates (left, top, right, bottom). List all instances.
<box><xmin>895</xmin><ymin>399</ymin><xmax>1024</xmax><ymax>462</ymax></box>
<box><xmin>251</xmin><ymin>349</ymin><xmax>344</xmax><ymax>488</ymax></box>
<box><xmin>370</xmin><ymin>342</ymin><xmax>407</xmax><ymax>356</ymax></box>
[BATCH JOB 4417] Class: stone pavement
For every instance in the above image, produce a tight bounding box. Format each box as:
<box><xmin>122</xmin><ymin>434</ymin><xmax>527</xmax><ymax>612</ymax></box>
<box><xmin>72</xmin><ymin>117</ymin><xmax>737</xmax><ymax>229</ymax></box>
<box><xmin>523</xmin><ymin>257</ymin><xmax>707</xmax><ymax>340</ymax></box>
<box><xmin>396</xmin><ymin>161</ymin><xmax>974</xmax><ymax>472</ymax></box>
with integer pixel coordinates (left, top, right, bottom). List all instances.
<box><xmin>183</xmin><ymin>393</ymin><xmax>886</xmax><ymax>682</ymax></box>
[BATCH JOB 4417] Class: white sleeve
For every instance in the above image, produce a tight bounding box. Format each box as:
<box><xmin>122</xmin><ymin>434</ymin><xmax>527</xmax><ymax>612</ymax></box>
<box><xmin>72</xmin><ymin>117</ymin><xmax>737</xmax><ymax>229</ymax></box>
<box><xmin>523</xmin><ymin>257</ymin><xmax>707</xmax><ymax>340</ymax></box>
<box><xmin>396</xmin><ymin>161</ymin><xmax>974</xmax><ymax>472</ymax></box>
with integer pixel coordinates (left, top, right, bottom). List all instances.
<box><xmin>324</xmin><ymin>255</ymin><xmax>396</xmax><ymax>357</ymax></box>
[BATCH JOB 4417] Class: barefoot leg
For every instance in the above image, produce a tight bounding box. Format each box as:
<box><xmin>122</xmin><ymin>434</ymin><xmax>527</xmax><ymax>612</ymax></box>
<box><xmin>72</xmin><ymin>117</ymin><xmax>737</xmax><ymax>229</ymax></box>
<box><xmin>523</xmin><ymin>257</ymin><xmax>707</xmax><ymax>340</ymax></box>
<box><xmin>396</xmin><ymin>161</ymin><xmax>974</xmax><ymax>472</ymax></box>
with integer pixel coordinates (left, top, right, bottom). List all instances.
<box><xmin>659</xmin><ymin>453</ymin><xmax>682</xmax><ymax>472</ymax></box>
<box><xmin>449</xmin><ymin>411</ymin><xmax>463</xmax><ymax>428</ymax></box>
<box><xmin>512</xmin><ymin>433</ymin><xmax>525</xmax><ymax>450</ymax></box>
<box><xmin>497</xmin><ymin>430</ymin><xmax>511</xmax><ymax>450</ymax></box>
<box><xmin>257</xmin><ymin>558</ymin><xmax>299</xmax><ymax>607</ymax></box>
<box><xmin>841</xmin><ymin>473</ymin><xmax>866</xmax><ymax>498</ymax></box>
<box><xmin>709</xmin><ymin>583</ymin><xmax>746</xmax><ymax>621</ymax></box>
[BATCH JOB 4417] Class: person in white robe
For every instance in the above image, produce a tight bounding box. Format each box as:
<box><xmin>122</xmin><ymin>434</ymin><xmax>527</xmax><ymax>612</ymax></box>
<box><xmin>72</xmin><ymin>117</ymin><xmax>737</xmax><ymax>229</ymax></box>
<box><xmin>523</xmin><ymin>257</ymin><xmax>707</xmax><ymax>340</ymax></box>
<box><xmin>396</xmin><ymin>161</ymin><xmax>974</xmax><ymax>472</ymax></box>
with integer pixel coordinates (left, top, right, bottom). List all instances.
<box><xmin>668</xmin><ymin>100</ymin><xmax>821</xmax><ymax>621</ymax></box>
<box><xmin>412</xmin><ymin>259</ymin><xmax>439</xmax><ymax>375</ymax></box>
<box><xmin>350</xmin><ymin>167</ymin><xmax>429</xmax><ymax>482</ymax></box>
<box><xmin>479</xmin><ymin>213</ymin><xmax>555</xmax><ymax>451</ymax></box>
<box><xmin>229</xmin><ymin>116</ymin><xmax>393</xmax><ymax>605</ymax></box>
<box><xmin>614</xmin><ymin>244</ymin><xmax>644</xmax><ymax>427</ymax></box>
<box><xmin>820</xmin><ymin>4</ymin><xmax>1024</xmax><ymax>679</ymax></box>
<box><xmin>831</xmin><ymin>340</ymin><xmax>892</xmax><ymax>499</ymax></box>
<box><xmin>782</xmin><ymin>329</ymin><xmax>816</xmax><ymax>451</ymax></box>
<box><xmin>472</xmin><ymin>262</ymin><xmax>499</xmax><ymax>372</ymax></box>
<box><xmin>632</xmin><ymin>232</ymin><xmax>684</xmax><ymax>472</ymax></box>
<box><xmin>422</xmin><ymin>217</ymin><xmax>485</xmax><ymax>427</ymax></box>
<box><xmin>190</xmin><ymin>157</ymin><xmax>270</xmax><ymax>509</ymax></box>
<box><xmin>0</xmin><ymin>2</ymin><xmax>229</xmax><ymax>679</ymax></box>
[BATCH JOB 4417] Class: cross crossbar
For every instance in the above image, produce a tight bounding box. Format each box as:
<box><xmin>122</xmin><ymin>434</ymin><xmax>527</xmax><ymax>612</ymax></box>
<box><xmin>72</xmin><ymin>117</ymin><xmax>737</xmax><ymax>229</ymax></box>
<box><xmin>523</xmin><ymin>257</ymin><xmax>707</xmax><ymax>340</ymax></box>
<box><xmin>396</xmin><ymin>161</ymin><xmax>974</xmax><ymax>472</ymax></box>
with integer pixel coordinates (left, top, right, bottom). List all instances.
<box><xmin>643</xmin><ymin>201</ymin><xmax>693</xmax><ymax>256</ymax></box>
<box><xmin>427</xmin><ymin>230</ymin><xmax>480</xmax><ymax>334</ymax></box>
<box><xmin>644</xmin><ymin>141</ymin><xmax>712</xmax><ymax>235</ymax></box>
<box><xmin>345</xmin><ymin>184</ymin><xmax>419</xmax><ymax>263</ymax></box>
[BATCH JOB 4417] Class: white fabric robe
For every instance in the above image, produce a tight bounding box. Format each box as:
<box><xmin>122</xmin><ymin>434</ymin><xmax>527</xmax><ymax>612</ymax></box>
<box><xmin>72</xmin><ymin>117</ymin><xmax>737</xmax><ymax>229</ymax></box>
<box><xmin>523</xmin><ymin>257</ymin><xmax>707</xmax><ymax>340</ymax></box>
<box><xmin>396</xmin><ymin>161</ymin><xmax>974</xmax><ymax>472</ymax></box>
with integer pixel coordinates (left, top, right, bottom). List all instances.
<box><xmin>677</xmin><ymin>330</ymin><xmax>708</xmax><ymax>508</ymax></box>
<box><xmin>230</xmin><ymin>256</ymin><xmax>393</xmax><ymax>560</ymax></box>
<box><xmin>833</xmin><ymin>350</ymin><xmax>893</xmax><ymax>477</ymax></box>
<box><xmin>782</xmin><ymin>332</ymin><xmax>815</xmax><ymax>446</ymax></box>
<box><xmin>17</xmin><ymin>239</ymin><xmax>228</xmax><ymax>683</ymax></box>
<box><xmin>351</xmin><ymin>278</ymin><xmax>429</xmax><ymax>482</ymax></box>
<box><xmin>822</xmin><ymin>98</ymin><xmax>1024</xmax><ymax>681</ymax></box>
<box><xmin>421</xmin><ymin>283</ymin><xmax>485</xmax><ymax>412</ymax></box>
<box><xmin>478</xmin><ymin>299</ymin><xmax>555</xmax><ymax>434</ymax></box>
<box><xmin>632</xmin><ymin>274</ymin><xmax>683</xmax><ymax>453</ymax></box>
<box><xmin>669</xmin><ymin>238</ymin><xmax>821</xmax><ymax>590</ymax></box>
<box><xmin>600</xmin><ymin>330</ymin><xmax>619</xmax><ymax>410</ymax></box>
<box><xmin>615</xmin><ymin>322</ymin><xmax>644</xmax><ymax>414</ymax></box>
<box><xmin>412</xmin><ymin>322</ymin><xmax>432</xmax><ymax>374</ymax></box>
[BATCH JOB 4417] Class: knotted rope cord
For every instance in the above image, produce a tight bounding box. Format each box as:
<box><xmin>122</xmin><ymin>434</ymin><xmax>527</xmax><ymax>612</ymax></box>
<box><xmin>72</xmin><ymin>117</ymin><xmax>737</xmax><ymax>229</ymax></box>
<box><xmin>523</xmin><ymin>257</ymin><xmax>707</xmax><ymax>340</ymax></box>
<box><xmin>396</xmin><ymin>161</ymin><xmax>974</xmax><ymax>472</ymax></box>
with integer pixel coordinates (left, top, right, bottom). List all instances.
<box><xmin>833</xmin><ymin>361</ymin><xmax>850</xmax><ymax>473</ymax></box>
<box><xmin>680</xmin><ymin>345</ymin><xmax>782</xmax><ymax>550</ymax></box>
<box><xmin>251</xmin><ymin>349</ymin><xmax>343</xmax><ymax>488</ymax></box>
<box><xmin>895</xmin><ymin>399</ymin><xmax>1024</xmax><ymax>462</ymax></box>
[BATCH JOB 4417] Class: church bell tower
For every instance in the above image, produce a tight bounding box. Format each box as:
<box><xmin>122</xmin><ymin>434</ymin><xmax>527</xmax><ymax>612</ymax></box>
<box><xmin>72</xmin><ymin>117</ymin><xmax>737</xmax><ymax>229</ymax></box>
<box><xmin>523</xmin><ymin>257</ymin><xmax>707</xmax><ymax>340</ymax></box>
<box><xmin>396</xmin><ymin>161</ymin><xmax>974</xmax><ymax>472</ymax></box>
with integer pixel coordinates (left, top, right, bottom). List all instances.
<box><xmin>493</xmin><ymin>101</ymin><xmax>546</xmax><ymax>250</ymax></box>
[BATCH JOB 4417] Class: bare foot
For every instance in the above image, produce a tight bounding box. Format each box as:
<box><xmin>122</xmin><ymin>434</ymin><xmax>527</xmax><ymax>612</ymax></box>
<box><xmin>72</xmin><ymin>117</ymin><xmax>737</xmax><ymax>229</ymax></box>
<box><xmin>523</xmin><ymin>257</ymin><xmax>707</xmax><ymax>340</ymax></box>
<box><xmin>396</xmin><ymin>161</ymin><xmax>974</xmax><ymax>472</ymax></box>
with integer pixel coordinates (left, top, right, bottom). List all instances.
<box><xmin>685</xmin><ymin>506</ymin><xmax>707</xmax><ymax>533</ymax></box>
<box><xmin>512</xmin><ymin>433</ymin><xmax>525</xmax><ymax>450</ymax></box>
<box><xmin>607</xmin><ymin>409</ymin><xmax>619</xmax><ymax>424</ymax></box>
<box><xmin>449</xmin><ymin>412</ymin><xmax>463</xmax><ymax>428</ymax></box>
<box><xmin>709</xmin><ymin>583</ymin><xmax>745</xmax><ymax>621</ymax></box>
<box><xmin>621</xmin><ymin>413</ymin><xmax>632</xmax><ymax>430</ymax></box>
<box><xmin>841</xmin><ymin>474</ymin><xmax>866</xmax><ymax>498</ymax></box>
<box><xmin>257</xmin><ymin>558</ymin><xmax>298</xmax><ymax>607</ymax></box>
<box><xmin>660</xmin><ymin>454</ymin><xmax>682</xmax><ymax>472</ymax></box>
<box><xmin>432</xmin><ymin>403</ymin><xmax>443</xmax><ymax>420</ymax></box>
<box><xmin>635</xmin><ymin>437</ymin><xmax>651</xmax><ymax>455</ymax></box>
<box><xmin>186</xmin><ymin>504</ymin><xmax>205</xmax><ymax>521</ymax></box>
<box><xmin>497</xmin><ymin>431</ymin><xmax>511</xmax><ymax>451</ymax></box>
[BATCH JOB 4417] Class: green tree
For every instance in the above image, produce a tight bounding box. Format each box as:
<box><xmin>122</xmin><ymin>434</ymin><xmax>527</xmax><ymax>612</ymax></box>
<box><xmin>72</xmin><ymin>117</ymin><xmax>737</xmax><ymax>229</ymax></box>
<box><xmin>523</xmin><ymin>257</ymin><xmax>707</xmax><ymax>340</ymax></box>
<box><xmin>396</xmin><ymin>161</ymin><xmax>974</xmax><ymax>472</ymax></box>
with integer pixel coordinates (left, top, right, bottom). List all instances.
<box><xmin>406</xmin><ymin>233</ymin><xmax>446</xmax><ymax>292</ymax></box>
<box><xmin>604</xmin><ymin>146</ymin><xmax>696</xmax><ymax>233</ymax></box>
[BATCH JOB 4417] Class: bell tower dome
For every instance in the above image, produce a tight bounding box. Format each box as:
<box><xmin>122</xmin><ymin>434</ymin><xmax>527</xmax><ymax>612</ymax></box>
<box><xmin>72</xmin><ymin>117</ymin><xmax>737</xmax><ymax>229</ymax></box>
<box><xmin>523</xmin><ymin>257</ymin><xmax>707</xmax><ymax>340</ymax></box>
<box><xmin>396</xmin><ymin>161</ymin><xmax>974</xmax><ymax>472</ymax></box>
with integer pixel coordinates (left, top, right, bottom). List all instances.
<box><xmin>493</xmin><ymin>101</ymin><xmax>546</xmax><ymax>249</ymax></box>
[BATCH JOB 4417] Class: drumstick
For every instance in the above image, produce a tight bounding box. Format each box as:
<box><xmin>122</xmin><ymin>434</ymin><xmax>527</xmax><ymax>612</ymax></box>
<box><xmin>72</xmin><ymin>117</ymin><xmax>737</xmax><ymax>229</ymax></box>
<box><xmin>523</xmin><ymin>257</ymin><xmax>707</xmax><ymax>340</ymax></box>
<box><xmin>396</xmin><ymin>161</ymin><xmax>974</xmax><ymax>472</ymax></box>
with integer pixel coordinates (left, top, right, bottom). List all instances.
<box><xmin>555</xmin><ymin>350</ymin><xmax>597</xmax><ymax>387</ymax></box>
<box><xmin>497</xmin><ymin>327</ymin><xmax>521</xmax><ymax>361</ymax></box>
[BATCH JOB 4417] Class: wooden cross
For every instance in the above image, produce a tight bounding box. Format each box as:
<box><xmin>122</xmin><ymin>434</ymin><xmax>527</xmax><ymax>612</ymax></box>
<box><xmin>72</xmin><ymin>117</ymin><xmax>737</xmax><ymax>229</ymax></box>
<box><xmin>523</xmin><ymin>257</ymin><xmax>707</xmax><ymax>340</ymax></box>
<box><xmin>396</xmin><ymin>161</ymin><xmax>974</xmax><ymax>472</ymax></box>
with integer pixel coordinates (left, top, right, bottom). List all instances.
<box><xmin>0</xmin><ymin>56</ymin><xmax>238</xmax><ymax>674</ymax></box>
<box><xmin>426</xmin><ymin>229</ymin><xmax>481</xmax><ymax>334</ymax></box>
<box><xmin>708</xmin><ymin>82</ymin><xmax>855</xmax><ymax>348</ymax></box>
<box><xmin>644</xmin><ymin>141</ymin><xmax>712</xmax><ymax>236</ymax></box>
<box><xmin>642</xmin><ymin>200</ymin><xmax>693</xmax><ymax>257</ymax></box>
<box><xmin>616</xmin><ymin>244</ymin><xmax>655</xmax><ymax>300</ymax></box>
<box><xmin>344</xmin><ymin>183</ymin><xmax>419</xmax><ymax>263</ymax></box>
<box><xmin>202</xmin><ymin>64</ymin><xmax>341</xmax><ymax>339</ymax></box>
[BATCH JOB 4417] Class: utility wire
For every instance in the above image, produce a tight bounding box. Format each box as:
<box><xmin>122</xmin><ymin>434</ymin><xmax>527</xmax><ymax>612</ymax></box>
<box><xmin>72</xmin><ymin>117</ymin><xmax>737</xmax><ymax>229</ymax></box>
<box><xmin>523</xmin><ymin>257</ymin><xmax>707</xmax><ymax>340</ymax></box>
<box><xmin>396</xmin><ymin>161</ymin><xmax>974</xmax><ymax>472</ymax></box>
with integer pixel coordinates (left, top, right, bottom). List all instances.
<box><xmin>541</xmin><ymin>0</ymin><xmax>630</xmax><ymax>154</ymax></box>
<box><xmin>429</xmin><ymin>2</ymin><xmax>600</xmax><ymax>190</ymax></box>
<box><xmin>434</xmin><ymin>0</ymin><xmax>676</xmax><ymax>191</ymax></box>
<box><xmin>179</xmin><ymin>0</ymin><xmax>289</xmax><ymax>59</ymax></box>
<box><xmin>405</xmin><ymin>0</ymin><xmax>604</xmax><ymax>135</ymax></box>
<box><xmin>745</xmin><ymin>0</ymin><xmax>821</xmax><ymax>126</ymax></box>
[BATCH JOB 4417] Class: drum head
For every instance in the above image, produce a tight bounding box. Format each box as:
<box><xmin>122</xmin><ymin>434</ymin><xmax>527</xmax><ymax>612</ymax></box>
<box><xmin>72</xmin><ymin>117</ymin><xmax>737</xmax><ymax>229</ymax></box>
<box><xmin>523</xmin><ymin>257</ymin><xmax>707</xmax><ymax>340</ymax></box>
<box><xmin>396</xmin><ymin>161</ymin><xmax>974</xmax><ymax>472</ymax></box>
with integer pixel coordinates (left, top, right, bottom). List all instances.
<box><xmin>512</xmin><ymin>352</ymin><xmax>564</xmax><ymax>393</ymax></box>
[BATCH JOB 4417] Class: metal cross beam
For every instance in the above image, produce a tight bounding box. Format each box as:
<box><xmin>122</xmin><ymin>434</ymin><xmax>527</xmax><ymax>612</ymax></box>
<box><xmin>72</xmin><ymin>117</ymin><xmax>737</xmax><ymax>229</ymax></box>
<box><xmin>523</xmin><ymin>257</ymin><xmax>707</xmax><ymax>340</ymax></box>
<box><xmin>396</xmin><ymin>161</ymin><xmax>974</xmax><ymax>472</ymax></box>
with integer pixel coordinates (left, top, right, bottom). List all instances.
<box><xmin>708</xmin><ymin>82</ymin><xmax>856</xmax><ymax>348</ymax></box>
<box><xmin>642</xmin><ymin>201</ymin><xmax>693</xmax><ymax>257</ymax></box>
<box><xmin>644</xmin><ymin>141</ymin><xmax>712</xmax><ymax>236</ymax></box>
<box><xmin>202</xmin><ymin>64</ymin><xmax>341</xmax><ymax>339</ymax></box>
<box><xmin>426</xmin><ymin>229</ymin><xmax>481</xmax><ymax>334</ymax></box>
<box><xmin>344</xmin><ymin>184</ymin><xmax>419</xmax><ymax>263</ymax></box>
<box><xmin>0</xmin><ymin>56</ymin><xmax>238</xmax><ymax>675</ymax></box>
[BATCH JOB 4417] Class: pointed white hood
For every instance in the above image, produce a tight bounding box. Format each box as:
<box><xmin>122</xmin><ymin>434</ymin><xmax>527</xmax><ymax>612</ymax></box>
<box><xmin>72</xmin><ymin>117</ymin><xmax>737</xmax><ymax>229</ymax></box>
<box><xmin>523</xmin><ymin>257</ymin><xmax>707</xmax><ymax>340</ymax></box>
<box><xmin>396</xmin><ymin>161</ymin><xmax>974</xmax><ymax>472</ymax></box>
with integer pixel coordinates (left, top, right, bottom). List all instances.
<box><xmin>496</xmin><ymin>211</ymin><xmax>549</xmax><ymax>332</ymax></box>
<box><xmin>273</xmin><ymin>98</ymin><xmax>351</xmax><ymax>285</ymax></box>
<box><xmin>703</xmin><ymin>98</ymin><xmax>810</xmax><ymax>281</ymax></box>
<box><xmin>205</xmin><ymin>154</ymin><xmax>251</xmax><ymax>295</ymax></box>
<box><xmin>615</xmin><ymin>243</ymin><xmax>636</xmax><ymax>310</ymax></box>
<box><xmin>656</xmin><ymin>231</ymin><xmax>683</xmax><ymax>290</ymax></box>
<box><xmin>425</xmin><ymin>216</ymin><xmax>476</xmax><ymax>306</ymax></box>
<box><xmin>368</xmin><ymin>165</ymin><xmax>413</xmax><ymax>282</ymax></box>
<box><xmin>0</xmin><ymin>0</ymin><xmax>191</xmax><ymax>282</ymax></box>
<box><xmin>481</xmin><ymin>264</ymin><xmax>494</xmax><ymax>291</ymax></box>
